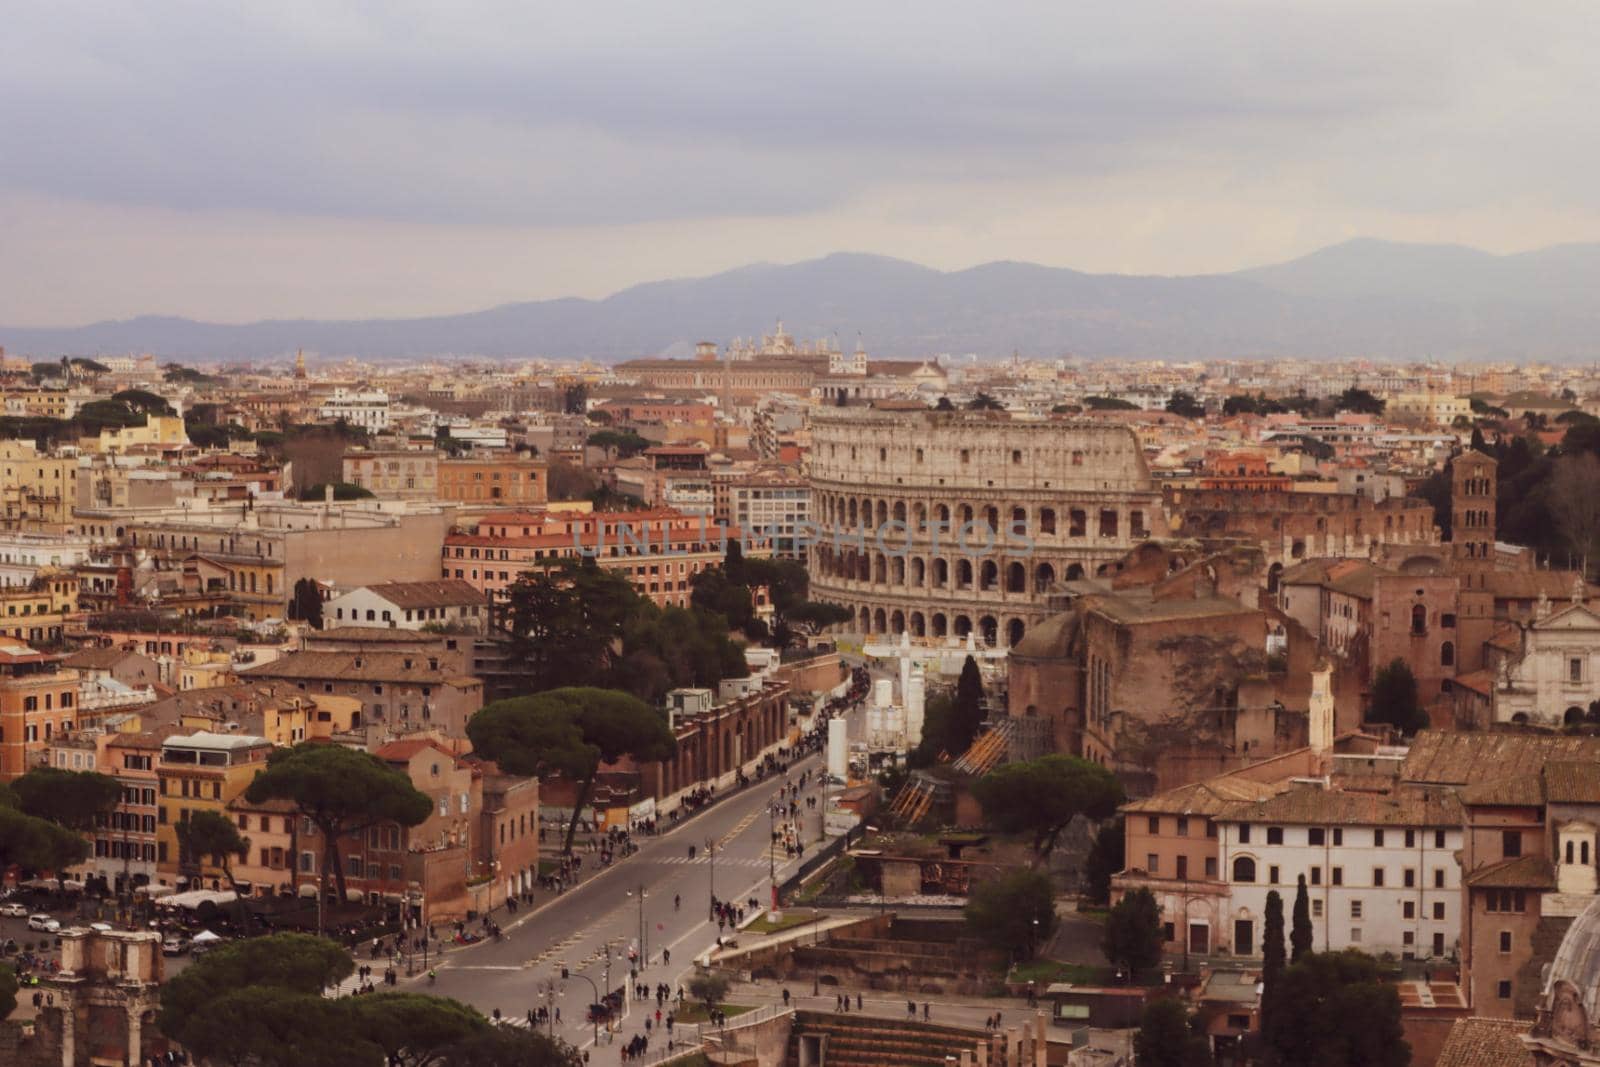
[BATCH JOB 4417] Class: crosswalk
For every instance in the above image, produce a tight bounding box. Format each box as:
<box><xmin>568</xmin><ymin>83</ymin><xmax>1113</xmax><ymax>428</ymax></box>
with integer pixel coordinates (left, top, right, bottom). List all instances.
<box><xmin>657</xmin><ymin>855</ymin><xmax>767</xmax><ymax>868</ymax></box>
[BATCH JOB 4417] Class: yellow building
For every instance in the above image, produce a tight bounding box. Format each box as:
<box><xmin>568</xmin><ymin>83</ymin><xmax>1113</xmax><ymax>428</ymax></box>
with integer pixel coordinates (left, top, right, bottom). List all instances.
<box><xmin>155</xmin><ymin>731</ymin><xmax>274</xmax><ymax>891</ymax></box>
<box><xmin>83</xmin><ymin>415</ymin><xmax>191</xmax><ymax>455</ymax></box>
<box><xmin>0</xmin><ymin>440</ymin><xmax>78</xmax><ymax>530</ymax></box>
<box><xmin>438</xmin><ymin>456</ymin><xmax>548</xmax><ymax>506</ymax></box>
<box><xmin>0</xmin><ymin>570</ymin><xmax>79</xmax><ymax>644</ymax></box>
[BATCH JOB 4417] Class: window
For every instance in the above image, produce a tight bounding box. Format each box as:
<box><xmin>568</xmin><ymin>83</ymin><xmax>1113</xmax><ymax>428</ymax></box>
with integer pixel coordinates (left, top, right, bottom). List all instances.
<box><xmin>1498</xmin><ymin>981</ymin><xmax>1513</xmax><ymax>999</ymax></box>
<box><xmin>1205</xmin><ymin>857</ymin><xmax>1217</xmax><ymax>878</ymax></box>
<box><xmin>1332</xmin><ymin>867</ymin><xmax>1343</xmax><ymax>886</ymax></box>
<box><xmin>1312</xmin><ymin>899</ymin><xmax>1323</xmax><ymax>918</ymax></box>
<box><xmin>1351</xmin><ymin>900</ymin><xmax>1363</xmax><ymax>919</ymax></box>
<box><xmin>1310</xmin><ymin>866</ymin><xmax>1322</xmax><ymax>885</ymax></box>
<box><xmin>1440</xmin><ymin>641</ymin><xmax>1454</xmax><ymax>667</ymax></box>
<box><xmin>1500</xmin><ymin>931</ymin><xmax>1513</xmax><ymax>954</ymax></box>
<box><xmin>1433</xmin><ymin>902</ymin><xmax>1445</xmax><ymax>920</ymax></box>
<box><xmin>1148</xmin><ymin>816</ymin><xmax>1161</xmax><ymax>834</ymax></box>
<box><xmin>1405</xmin><ymin>830</ymin><xmax>1416</xmax><ymax>848</ymax></box>
<box><xmin>1238</xmin><ymin>825</ymin><xmax>1251</xmax><ymax>844</ymax></box>
<box><xmin>1177</xmin><ymin>817</ymin><xmax>1189</xmax><ymax>837</ymax></box>
<box><xmin>1333</xmin><ymin>828</ymin><xmax>1343</xmax><ymax>846</ymax></box>
<box><xmin>1308</xmin><ymin>828</ymin><xmax>1325</xmax><ymax>846</ymax></box>
<box><xmin>1434</xmin><ymin>868</ymin><xmax>1446</xmax><ymax>888</ymax></box>
<box><xmin>1267</xmin><ymin>826</ymin><xmax>1283</xmax><ymax>845</ymax></box>
<box><xmin>1404</xmin><ymin>868</ymin><xmax>1416</xmax><ymax>888</ymax></box>
<box><xmin>1435</xmin><ymin>830</ymin><xmax>1446</xmax><ymax>849</ymax></box>
<box><xmin>1373</xmin><ymin>868</ymin><xmax>1385</xmax><ymax>887</ymax></box>
<box><xmin>1176</xmin><ymin>856</ymin><xmax>1188</xmax><ymax>879</ymax></box>
<box><xmin>1232</xmin><ymin>856</ymin><xmax>1257</xmax><ymax>883</ymax></box>
<box><xmin>1268</xmin><ymin>865</ymin><xmax>1280</xmax><ymax>884</ymax></box>
<box><xmin>1403</xmin><ymin>901</ymin><xmax>1415</xmax><ymax>919</ymax></box>
<box><xmin>1573</xmin><ymin>657</ymin><xmax>1585</xmax><ymax>683</ymax></box>
<box><xmin>1147</xmin><ymin>854</ymin><xmax>1159</xmax><ymax>874</ymax></box>
<box><xmin>1350</xmin><ymin>927</ymin><xmax>1362</xmax><ymax>943</ymax></box>
<box><xmin>1503</xmin><ymin>831</ymin><xmax>1521</xmax><ymax>859</ymax></box>
<box><xmin>1411</xmin><ymin>604</ymin><xmax>1426</xmax><ymax>635</ymax></box>
<box><xmin>1374</xmin><ymin>829</ymin><xmax>1385</xmax><ymax>848</ymax></box>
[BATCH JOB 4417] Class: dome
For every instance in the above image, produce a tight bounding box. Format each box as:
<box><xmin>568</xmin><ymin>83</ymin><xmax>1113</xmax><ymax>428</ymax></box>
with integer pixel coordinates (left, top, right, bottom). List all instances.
<box><xmin>1538</xmin><ymin>893</ymin><xmax>1600</xmax><ymax>1050</ymax></box>
<box><xmin>1010</xmin><ymin>610</ymin><xmax>1079</xmax><ymax>660</ymax></box>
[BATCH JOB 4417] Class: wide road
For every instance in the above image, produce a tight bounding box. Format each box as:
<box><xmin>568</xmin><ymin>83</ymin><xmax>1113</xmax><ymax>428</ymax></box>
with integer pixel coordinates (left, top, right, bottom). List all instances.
<box><xmin>421</xmin><ymin>736</ymin><xmax>855</xmax><ymax>1051</ymax></box>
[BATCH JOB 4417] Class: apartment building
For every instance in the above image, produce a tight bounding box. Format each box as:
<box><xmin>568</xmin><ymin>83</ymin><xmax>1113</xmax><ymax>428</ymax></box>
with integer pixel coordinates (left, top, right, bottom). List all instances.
<box><xmin>78</xmin><ymin>730</ymin><xmax>165</xmax><ymax>894</ymax></box>
<box><xmin>730</xmin><ymin>473</ymin><xmax>810</xmax><ymax>558</ymax></box>
<box><xmin>437</xmin><ymin>455</ymin><xmax>548</xmax><ymax>507</ymax></box>
<box><xmin>0</xmin><ymin>570</ymin><xmax>79</xmax><ymax>645</ymax></box>
<box><xmin>0</xmin><ymin>440</ymin><xmax>78</xmax><ymax>530</ymax></box>
<box><xmin>443</xmin><ymin>508</ymin><xmax>768</xmax><ymax>610</ymax></box>
<box><xmin>0</xmin><ymin>641</ymin><xmax>81</xmax><ymax>779</ymax></box>
<box><xmin>155</xmin><ymin>731</ymin><xmax>274</xmax><ymax>891</ymax></box>
<box><xmin>342</xmin><ymin>449</ymin><xmax>440</xmax><ymax>499</ymax></box>
<box><xmin>324</xmin><ymin>579</ymin><xmax>487</xmax><ymax>633</ymax></box>
<box><xmin>240</xmin><ymin>650</ymin><xmax>483</xmax><ymax>738</ymax></box>
<box><xmin>318</xmin><ymin>388</ymin><xmax>390</xmax><ymax>432</ymax></box>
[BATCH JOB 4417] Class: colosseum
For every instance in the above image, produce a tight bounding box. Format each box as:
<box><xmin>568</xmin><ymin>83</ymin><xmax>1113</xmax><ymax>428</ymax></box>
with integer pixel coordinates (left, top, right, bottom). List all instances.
<box><xmin>807</xmin><ymin>409</ymin><xmax>1168</xmax><ymax>648</ymax></box>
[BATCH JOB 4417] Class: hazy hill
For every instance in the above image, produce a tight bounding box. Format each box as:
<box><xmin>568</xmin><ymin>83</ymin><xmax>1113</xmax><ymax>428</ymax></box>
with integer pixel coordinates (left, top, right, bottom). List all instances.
<box><xmin>4</xmin><ymin>240</ymin><xmax>1598</xmax><ymax>362</ymax></box>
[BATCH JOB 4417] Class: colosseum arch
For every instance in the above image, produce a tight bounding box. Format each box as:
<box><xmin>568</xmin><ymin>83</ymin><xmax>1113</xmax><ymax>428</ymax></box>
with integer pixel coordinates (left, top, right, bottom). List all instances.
<box><xmin>932</xmin><ymin>613</ymin><xmax>948</xmax><ymax>638</ymax></box>
<box><xmin>1066</xmin><ymin>563</ymin><xmax>1085</xmax><ymax>580</ymax></box>
<box><xmin>858</xmin><ymin>607</ymin><xmax>870</xmax><ymax>631</ymax></box>
<box><xmin>891</xmin><ymin>557</ymin><xmax>905</xmax><ymax>584</ymax></box>
<box><xmin>980</xmin><ymin>615</ymin><xmax>998</xmax><ymax>646</ymax></box>
<box><xmin>913</xmin><ymin>503</ymin><xmax>927</xmax><ymax>529</ymax></box>
<box><xmin>957</xmin><ymin>560</ymin><xmax>974</xmax><ymax>589</ymax></box>
<box><xmin>876</xmin><ymin>500</ymin><xmax>889</xmax><ymax>527</ymax></box>
<box><xmin>980</xmin><ymin>560</ymin><xmax>999</xmax><ymax>591</ymax></box>
<box><xmin>1006</xmin><ymin>562</ymin><xmax>1026</xmax><ymax>593</ymax></box>
<box><xmin>848</xmin><ymin>499</ymin><xmax>858</xmax><ymax>527</ymax></box>
<box><xmin>1034</xmin><ymin>562</ymin><xmax>1055</xmax><ymax>592</ymax></box>
<box><xmin>1039</xmin><ymin>507</ymin><xmax>1056</xmax><ymax>535</ymax></box>
<box><xmin>890</xmin><ymin>610</ymin><xmax>905</xmax><ymax>634</ymax></box>
<box><xmin>933</xmin><ymin>558</ymin><xmax>949</xmax><ymax>587</ymax></box>
<box><xmin>911</xmin><ymin>558</ymin><xmax>926</xmax><ymax>585</ymax></box>
<box><xmin>910</xmin><ymin>611</ymin><xmax>926</xmax><ymax>637</ymax></box>
<box><xmin>873</xmin><ymin>608</ymin><xmax>887</xmax><ymax>633</ymax></box>
<box><xmin>873</xmin><ymin>553</ymin><xmax>887</xmax><ymax>583</ymax></box>
<box><xmin>893</xmin><ymin>501</ymin><xmax>907</xmax><ymax>524</ymax></box>
<box><xmin>953</xmin><ymin>615</ymin><xmax>973</xmax><ymax>638</ymax></box>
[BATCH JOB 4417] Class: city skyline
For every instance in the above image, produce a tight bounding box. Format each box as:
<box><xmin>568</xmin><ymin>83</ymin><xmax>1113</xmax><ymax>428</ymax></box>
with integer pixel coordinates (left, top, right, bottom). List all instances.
<box><xmin>2</xmin><ymin>2</ymin><xmax>1597</xmax><ymax>326</ymax></box>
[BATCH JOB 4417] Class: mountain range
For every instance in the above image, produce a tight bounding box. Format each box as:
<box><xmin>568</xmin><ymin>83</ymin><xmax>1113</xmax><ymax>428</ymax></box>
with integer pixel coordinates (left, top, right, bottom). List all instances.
<box><xmin>4</xmin><ymin>238</ymin><xmax>1599</xmax><ymax>363</ymax></box>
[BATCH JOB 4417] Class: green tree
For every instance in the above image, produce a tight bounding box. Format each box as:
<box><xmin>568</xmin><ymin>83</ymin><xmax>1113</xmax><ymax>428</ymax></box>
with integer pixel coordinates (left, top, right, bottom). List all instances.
<box><xmin>585</xmin><ymin>429</ymin><xmax>650</xmax><ymax>460</ymax></box>
<box><xmin>347</xmin><ymin>992</ymin><xmax>486</xmax><ymax>1067</ymax></box>
<box><xmin>1084</xmin><ymin>396</ymin><xmax>1140</xmax><ymax>411</ymax></box>
<box><xmin>468</xmin><ymin>687</ymin><xmax>676</xmax><ymax>855</ymax></box>
<box><xmin>1369</xmin><ymin>659</ymin><xmax>1428</xmax><ymax>734</ymax></box>
<box><xmin>950</xmin><ymin>655</ymin><xmax>986</xmax><ymax>755</ymax></box>
<box><xmin>1083</xmin><ymin>817</ymin><xmax>1126</xmax><ymax>905</ymax></box>
<box><xmin>500</xmin><ymin>559</ymin><xmax>641</xmax><ymax>692</ymax></box>
<box><xmin>963</xmin><ymin>868</ymin><xmax>1057</xmax><ymax>959</ymax></box>
<box><xmin>1104</xmin><ymin>888</ymin><xmax>1163</xmax><ymax>981</ymax></box>
<box><xmin>1262</xmin><ymin>889</ymin><xmax>1286</xmax><ymax>1029</ymax></box>
<box><xmin>1165</xmin><ymin>391</ymin><xmax>1205</xmax><ymax>419</ymax></box>
<box><xmin>288</xmin><ymin>577</ymin><xmax>324</xmax><ymax>629</ymax></box>
<box><xmin>158</xmin><ymin>933</ymin><xmax>358</xmax><ymax>1067</ymax></box>
<box><xmin>431</xmin><ymin>1025</ymin><xmax>580</xmax><ymax>1067</ymax></box>
<box><xmin>0</xmin><ymin>805</ymin><xmax>89</xmax><ymax>878</ymax></box>
<box><xmin>967</xmin><ymin>392</ymin><xmax>1005</xmax><ymax>411</ymax></box>
<box><xmin>785</xmin><ymin>600</ymin><xmax>852</xmax><ymax>635</ymax></box>
<box><xmin>1262</xmin><ymin>950</ymin><xmax>1410</xmax><ymax>1067</ymax></box>
<box><xmin>177</xmin><ymin>809</ymin><xmax>254</xmax><ymax>932</ymax></box>
<box><xmin>1134</xmin><ymin>998</ymin><xmax>1214</xmax><ymax>1067</ymax></box>
<box><xmin>111</xmin><ymin>389</ymin><xmax>176</xmax><ymax>417</ymax></box>
<box><xmin>934</xmin><ymin>396</ymin><xmax>956</xmax><ymax>411</ymax></box>
<box><xmin>972</xmin><ymin>754</ymin><xmax>1124</xmax><ymax>864</ymax></box>
<box><xmin>297</xmin><ymin>482</ymin><xmax>376</xmax><ymax>501</ymax></box>
<box><xmin>244</xmin><ymin>745</ymin><xmax>432</xmax><ymax>912</ymax></box>
<box><xmin>1291</xmin><ymin>875</ymin><xmax>1313</xmax><ymax>962</ymax></box>
<box><xmin>688</xmin><ymin>971</ymin><xmax>731</xmax><ymax>1010</ymax></box>
<box><xmin>12</xmin><ymin>767</ymin><xmax>121</xmax><ymax>831</ymax></box>
<box><xmin>1335</xmin><ymin>387</ymin><xmax>1386</xmax><ymax>415</ymax></box>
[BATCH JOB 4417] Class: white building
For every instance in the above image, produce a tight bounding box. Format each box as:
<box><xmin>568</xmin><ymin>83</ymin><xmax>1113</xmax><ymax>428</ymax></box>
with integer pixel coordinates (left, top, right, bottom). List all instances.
<box><xmin>1494</xmin><ymin>593</ymin><xmax>1600</xmax><ymax>727</ymax></box>
<box><xmin>731</xmin><ymin>476</ymin><xmax>810</xmax><ymax>559</ymax></box>
<box><xmin>324</xmin><ymin>578</ymin><xmax>487</xmax><ymax>632</ymax></box>
<box><xmin>318</xmin><ymin>388</ymin><xmax>390</xmax><ymax>432</ymax></box>
<box><xmin>1218</xmin><ymin>784</ymin><xmax>1464</xmax><ymax>960</ymax></box>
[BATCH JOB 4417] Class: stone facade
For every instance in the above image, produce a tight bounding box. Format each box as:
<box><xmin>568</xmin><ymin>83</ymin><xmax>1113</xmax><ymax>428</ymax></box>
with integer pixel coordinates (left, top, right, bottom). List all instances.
<box><xmin>807</xmin><ymin>410</ymin><xmax>1167</xmax><ymax>649</ymax></box>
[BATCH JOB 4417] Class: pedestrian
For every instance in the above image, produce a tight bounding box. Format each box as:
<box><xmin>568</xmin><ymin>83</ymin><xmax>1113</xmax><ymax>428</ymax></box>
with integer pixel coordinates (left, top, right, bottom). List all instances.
<box><xmin>923</xmin><ymin>1002</ymin><xmax>930</xmax><ymax>1021</ymax></box>
<box><xmin>907</xmin><ymin>1000</ymin><xmax>915</xmax><ymax>1018</ymax></box>
<box><xmin>782</xmin><ymin>988</ymin><xmax>790</xmax><ymax>1006</ymax></box>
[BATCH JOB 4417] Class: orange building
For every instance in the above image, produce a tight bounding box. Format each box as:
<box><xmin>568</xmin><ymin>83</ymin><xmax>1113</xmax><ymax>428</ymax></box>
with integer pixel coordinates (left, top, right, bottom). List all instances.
<box><xmin>438</xmin><ymin>456</ymin><xmax>548</xmax><ymax>507</ymax></box>
<box><xmin>0</xmin><ymin>640</ymin><xmax>80</xmax><ymax>780</ymax></box>
<box><xmin>442</xmin><ymin>508</ymin><xmax>769</xmax><ymax>609</ymax></box>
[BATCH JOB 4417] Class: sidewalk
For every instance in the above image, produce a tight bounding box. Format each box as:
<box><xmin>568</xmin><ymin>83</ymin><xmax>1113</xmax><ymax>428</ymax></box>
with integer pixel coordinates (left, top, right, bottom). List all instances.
<box><xmin>722</xmin><ymin>977</ymin><xmax>1045</xmax><ymax>1034</ymax></box>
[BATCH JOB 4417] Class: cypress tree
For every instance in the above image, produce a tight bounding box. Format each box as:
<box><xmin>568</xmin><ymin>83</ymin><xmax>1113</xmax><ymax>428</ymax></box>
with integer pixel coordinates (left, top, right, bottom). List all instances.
<box><xmin>1291</xmin><ymin>875</ymin><xmax>1313</xmax><ymax>962</ymax></box>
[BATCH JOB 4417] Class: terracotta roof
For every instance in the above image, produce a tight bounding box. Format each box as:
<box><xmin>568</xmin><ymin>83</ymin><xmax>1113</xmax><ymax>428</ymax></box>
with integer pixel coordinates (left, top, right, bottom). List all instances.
<box><xmin>1402</xmin><ymin>731</ymin><xmax>1600</xmax><ymax>787</ymax></box>
<box><xmin>1463</xmin><ymin>855</ymin><xmax>1556</xmax><ymax>890</ymax></box>
<box><xmin>1459</xmin><ymin>775</ymin><xmax>1544</xmax><ymax>808</ymax></box>
<box><xmin>1085</xmin><ymin>592</ymin><xmax>1256</xmax><ymax>627</ymax></box>
<box><xmin>354</xmin><ymin>579</ymin><xmax>486</xmax><ymax>610</ymax></box>
<box><xmin>1434</xmin><ymin>1017</ymin><xmax>1533</xmax><ymax>1067</ymax></box>
<box><xmin>1217</xmin><ymin>783</ymin><xmax>1461</xmax><ymax>828</ymax></box>
<box><xmin>1544</xmin><ymin>761</ymin><xmax>1600</xmax><ymax>804</ymax></box>
<box><xmin>1451</xmin><ymin>669</ymin><xmax>1496</xmax><ymax>697</ymax></box>
<box><xmin>242</xmin><ymin>650</ymin><xmax>477</xmax><ymax>686</ymax></box>
<box><xmin>63</xmin><ymin>647</ymin><xmax>143</xmax><ymax>670</ymax></box>
<box><xmin>1123</xmin><ymin>776</ymin><xmax>1281</xmax><ymax>816</ymax></box>
<box><xmin>373</xmin><ymin>738</ymin><xmax>455</xmax><ymax>763</ymax></box>
<box><xmin>310</xmin><ymin>627</ymin><xmax>443</xmax><ymax>645</ymax></box>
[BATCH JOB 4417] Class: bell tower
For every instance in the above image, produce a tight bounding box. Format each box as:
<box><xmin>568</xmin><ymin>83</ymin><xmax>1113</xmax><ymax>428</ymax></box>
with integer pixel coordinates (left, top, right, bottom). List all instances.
<box><xmin>1451</xmin><ymin>449</ymin><xmax>1497</xmax><ymax>672</ymax></box>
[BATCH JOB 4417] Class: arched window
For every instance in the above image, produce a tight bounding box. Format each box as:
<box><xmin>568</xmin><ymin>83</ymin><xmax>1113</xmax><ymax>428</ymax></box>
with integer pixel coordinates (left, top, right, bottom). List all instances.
<box><xmin>1411</xmin><ymin>605</ymin><xmax>1426</xmax><ymax>635</ymax></box>
<box><xmin>1440</xmin><ymin>641</ymin><xmax>1454</xmax><ymax>667</ymax></box>
<box><xmin>1232</xmin><ymin>856</ymin><xmax>1257</xmax><ymax>883</ymax></box>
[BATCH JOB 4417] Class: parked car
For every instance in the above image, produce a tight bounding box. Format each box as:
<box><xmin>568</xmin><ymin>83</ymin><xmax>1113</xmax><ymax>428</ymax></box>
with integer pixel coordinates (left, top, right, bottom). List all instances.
<box><xmin>161</xmin><ymin>936</ymin><xmax>191</xmax><ymax>956</ymax></box>
<box><xmin>0</xmin><ymin>903</ymin><xmax>28</xmax><ymax>918</ymax></box>
<box><xmin>26</xmin><ymin>914</ymin><xmax>60</xmax><ymax>933</ymax></box>
<box><xmin>89</xmin><ymin>922</ymin><xmax>114</xmax><ymax>933</ymax></box>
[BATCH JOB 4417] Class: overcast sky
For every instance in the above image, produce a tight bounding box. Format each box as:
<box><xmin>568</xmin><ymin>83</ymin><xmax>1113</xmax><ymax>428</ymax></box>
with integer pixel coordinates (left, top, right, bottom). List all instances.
<box><xmin>2</xmin><ymin>1</ymin><xmax>1596</xmax><ymax>326</ymax></box>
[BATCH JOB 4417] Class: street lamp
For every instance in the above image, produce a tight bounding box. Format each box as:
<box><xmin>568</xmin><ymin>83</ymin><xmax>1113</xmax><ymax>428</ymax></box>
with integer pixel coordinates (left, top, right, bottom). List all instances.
<box><xmin>768</xmin><ymin>799</ymin><xmax>778</xmax><ymax>915</ymax></box>
<box><xmin>629</xmin><ymin>884</ymin><xmax>648</xmax><ymax>965</ymax></box>
<box><xmin>561</xmin><ymin>966</ymin><xmax>601</xmax><ymax>1046</ymax></box>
